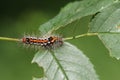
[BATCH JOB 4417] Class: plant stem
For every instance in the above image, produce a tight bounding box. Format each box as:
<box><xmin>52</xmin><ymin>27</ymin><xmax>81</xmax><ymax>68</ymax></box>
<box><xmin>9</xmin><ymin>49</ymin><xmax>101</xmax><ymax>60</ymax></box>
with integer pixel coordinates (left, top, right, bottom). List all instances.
<box><xmin>0</xmin><ymin>33</ymin><xmax>98</xmax><ymax>42</ymax></box>
<box><xmin>0</xmin><ymin>37</ymin><xmax>20</xmax><ymax>42</ymax></box>
<box><xmin>63</xmin><ymin>33</ymin><xmax>98</xmax><ymax>40</ymax></box>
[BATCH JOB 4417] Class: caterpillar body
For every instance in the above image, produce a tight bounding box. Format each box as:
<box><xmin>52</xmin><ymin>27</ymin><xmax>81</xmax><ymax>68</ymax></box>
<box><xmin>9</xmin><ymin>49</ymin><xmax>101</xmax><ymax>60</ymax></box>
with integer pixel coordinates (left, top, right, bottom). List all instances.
<box><xmin>22</xmin><ymin>36</ymin><xmax>63</xmax><ymax>49</ymax></box>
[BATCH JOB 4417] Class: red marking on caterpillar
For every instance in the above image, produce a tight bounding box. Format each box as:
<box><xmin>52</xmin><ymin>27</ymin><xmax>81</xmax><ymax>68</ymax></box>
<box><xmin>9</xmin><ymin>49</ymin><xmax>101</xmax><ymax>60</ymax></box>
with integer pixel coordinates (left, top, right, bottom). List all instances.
<box><xmin>21</xmin><ymin>36</ymin><xmax>63</xmax><ymax>49</ymax></box>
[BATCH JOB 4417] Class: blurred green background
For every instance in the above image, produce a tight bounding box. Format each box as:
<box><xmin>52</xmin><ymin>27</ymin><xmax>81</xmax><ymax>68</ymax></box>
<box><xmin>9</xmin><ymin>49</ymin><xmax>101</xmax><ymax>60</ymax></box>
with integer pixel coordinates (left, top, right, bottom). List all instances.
<box><xmin>0</xmin><ymin>0</ymin><xmax>120</xmax><ymax>80</ymax></box>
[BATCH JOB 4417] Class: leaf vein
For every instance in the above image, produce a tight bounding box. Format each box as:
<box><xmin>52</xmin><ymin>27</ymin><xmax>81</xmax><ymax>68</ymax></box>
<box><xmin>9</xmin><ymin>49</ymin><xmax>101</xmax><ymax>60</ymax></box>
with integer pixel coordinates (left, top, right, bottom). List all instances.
<box><xmin>50</xmin><ymin>50</ymin><xmax>69</xmax><ymax>80</ymax></box>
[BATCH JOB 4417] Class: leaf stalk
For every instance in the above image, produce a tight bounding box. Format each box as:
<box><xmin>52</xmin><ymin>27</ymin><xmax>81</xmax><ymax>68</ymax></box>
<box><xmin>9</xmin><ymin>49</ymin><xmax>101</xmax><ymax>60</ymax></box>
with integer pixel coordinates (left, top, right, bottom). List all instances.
<box><xmin>63</xmin><ymin>33</ymin><xmax>98</xmax><ymax>40</ymax></box>
<box><xmin>0</xmin><ymin>37</ymin><xmax>20</xmax><ymax>42</ymax></box>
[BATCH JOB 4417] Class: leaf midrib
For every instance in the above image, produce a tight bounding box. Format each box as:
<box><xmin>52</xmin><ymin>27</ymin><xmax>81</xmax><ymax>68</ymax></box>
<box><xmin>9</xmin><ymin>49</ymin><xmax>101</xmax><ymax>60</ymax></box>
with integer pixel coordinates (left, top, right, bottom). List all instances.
<box><xmin>50</xmin><ymin>50</ymin><xmax>69</xmax><ymax>80</ymax></box>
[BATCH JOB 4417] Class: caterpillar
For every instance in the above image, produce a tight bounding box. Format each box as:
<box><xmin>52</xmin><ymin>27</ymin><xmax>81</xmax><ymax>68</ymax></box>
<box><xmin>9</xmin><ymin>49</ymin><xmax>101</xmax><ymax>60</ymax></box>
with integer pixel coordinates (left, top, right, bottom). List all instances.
<box><xmin>21</xmin><ymin>36</ymin><xmax>63</xmax><ymax>49</ymax></box>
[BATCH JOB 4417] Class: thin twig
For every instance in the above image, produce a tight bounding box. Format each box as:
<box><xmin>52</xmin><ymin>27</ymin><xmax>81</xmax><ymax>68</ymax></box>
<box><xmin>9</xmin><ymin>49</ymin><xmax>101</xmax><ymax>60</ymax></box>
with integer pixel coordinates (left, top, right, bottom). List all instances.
<box><xmin>63</xmin><ymin>33</ymin><xmax>98</xmax><ymax>40</ymax></box>
<box><xmin>0</xmin><ymin>37</ymin><xmax>20</xmax><ymax>42</ymax></box>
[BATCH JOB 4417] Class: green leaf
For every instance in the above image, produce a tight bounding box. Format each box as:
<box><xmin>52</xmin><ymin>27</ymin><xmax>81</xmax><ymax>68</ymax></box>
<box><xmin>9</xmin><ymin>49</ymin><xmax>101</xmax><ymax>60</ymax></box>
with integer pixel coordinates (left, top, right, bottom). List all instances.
<box><xmin>39</xmin><ymin>0</ymin><xmax>114</xmax><ymax>35</ymax></box>
<box><xmin>89</xmin><ymin>2</ymin><xmax>120</xmax><ymax>32</ymax></box>
<box><xmin>98</xmin><ymin>34</ymin><xmax>120</xmax><ymax>59</ymax></box>
<box><xmin>89</xmin><ymin>2</ymin><xmax>120</xmax><ymax>59</ymax></box>
<box><xmin>32</xmin><ymin>42</ymin><xmax>99</xmax><ymax>80</ymax></box>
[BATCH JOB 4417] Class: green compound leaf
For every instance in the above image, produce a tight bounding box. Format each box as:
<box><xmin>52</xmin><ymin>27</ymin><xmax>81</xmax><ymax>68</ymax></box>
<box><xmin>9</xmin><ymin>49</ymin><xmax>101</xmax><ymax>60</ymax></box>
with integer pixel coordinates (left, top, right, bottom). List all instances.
<box><xmin>32</xmin><ymin>42</ymin><xmax>99</xmax><ymax>80</ymax></box>
<box><xmin>89</xmin><ymin>2</ymin><xmax>120</xmax><ymax>59</ymax></box>
<box><xmin>32</xmin><ymin>0</ymin><xmax>119</xmax><ymax>80</ymax></box>
<box><xmin>39</xmin><ymin>0</ymin><xmax>114</xmax><ymax>35</ymax></box>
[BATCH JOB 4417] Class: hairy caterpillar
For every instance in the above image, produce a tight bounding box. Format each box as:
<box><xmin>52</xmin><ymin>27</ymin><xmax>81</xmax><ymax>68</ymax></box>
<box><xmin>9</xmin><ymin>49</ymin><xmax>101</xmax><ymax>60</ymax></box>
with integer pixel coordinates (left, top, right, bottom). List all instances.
<box><xmin>21</xmin><ymin>35</ymin><xmax>63</xmax><ymax>49</ymax></box>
